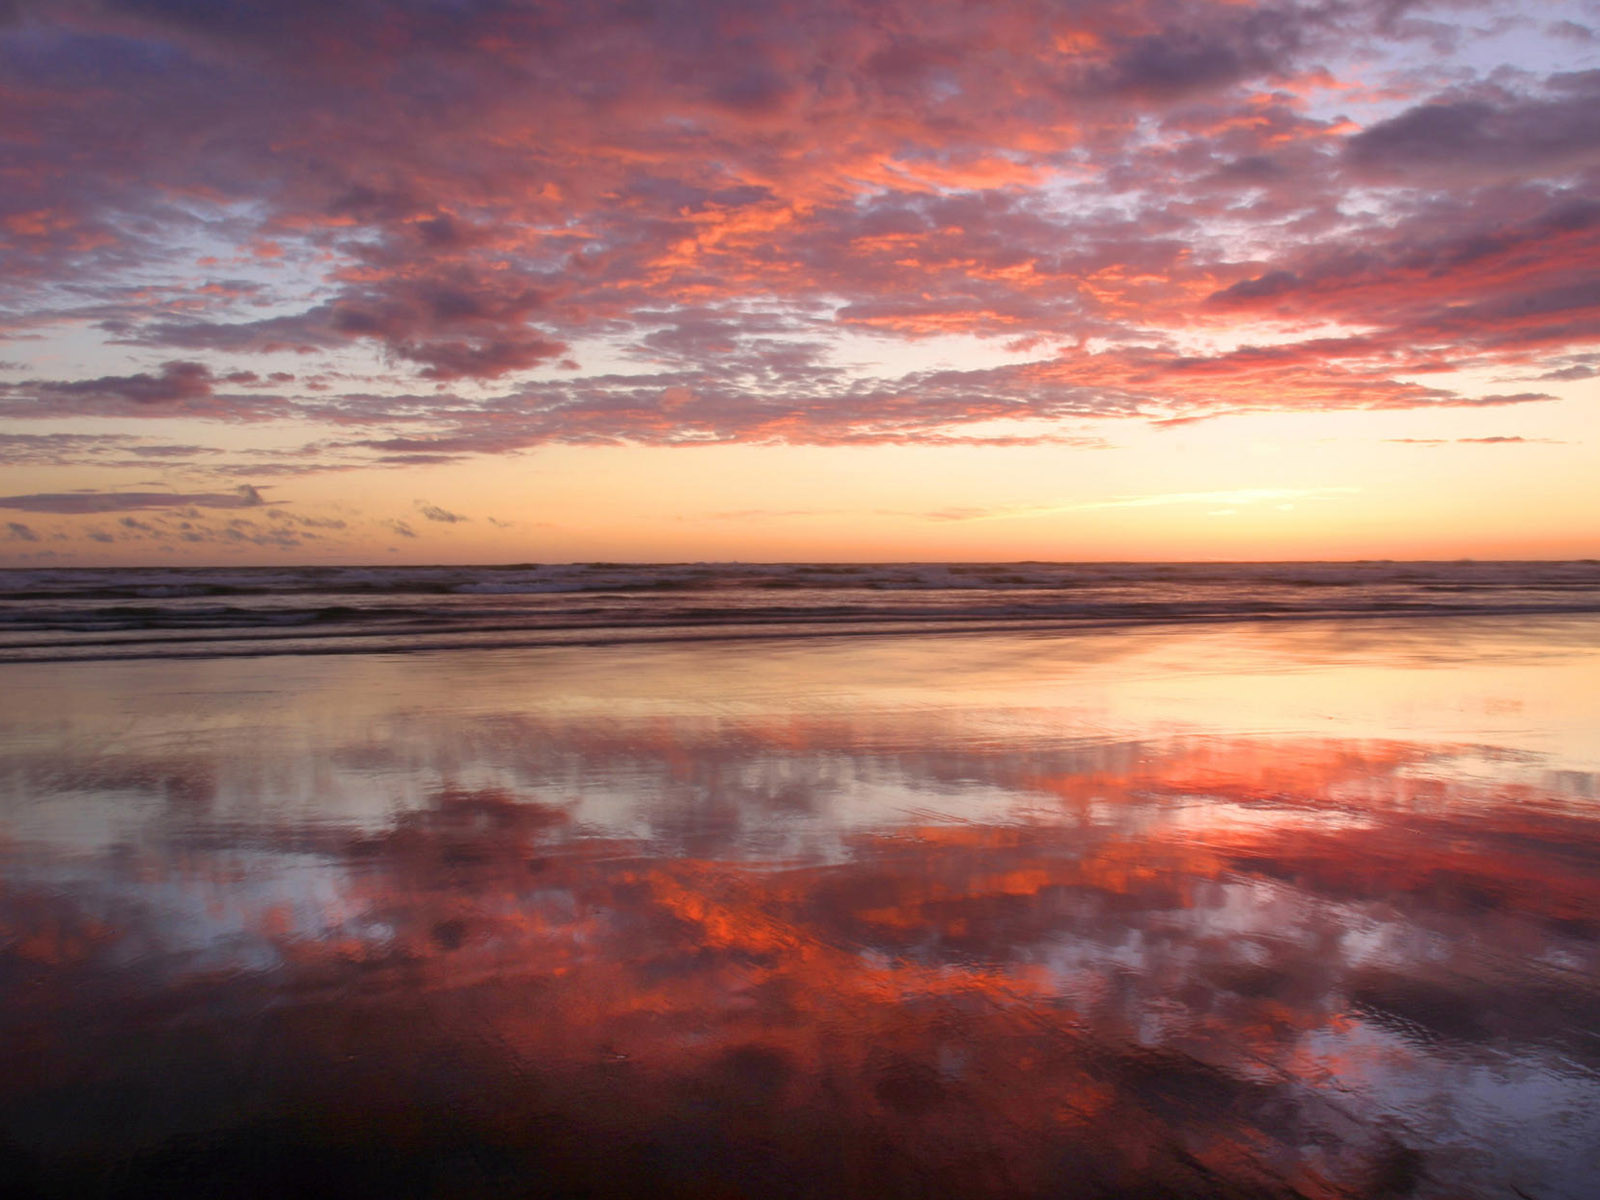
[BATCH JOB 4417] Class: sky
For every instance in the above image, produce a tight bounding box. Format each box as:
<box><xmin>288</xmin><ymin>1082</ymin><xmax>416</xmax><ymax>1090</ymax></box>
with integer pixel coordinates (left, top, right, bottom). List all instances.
<box><xmin>1</xmin><ymin>0</ymin><xmax>1597</xmax><ymax>565</ymax></box>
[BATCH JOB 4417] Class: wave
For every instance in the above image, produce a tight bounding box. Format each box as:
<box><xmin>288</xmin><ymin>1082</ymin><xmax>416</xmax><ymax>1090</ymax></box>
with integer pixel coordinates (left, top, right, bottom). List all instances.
<box><xmin>2</xmin><ymin>561</ymin><xmax>1598</xmax><ymax>662</ymax></box>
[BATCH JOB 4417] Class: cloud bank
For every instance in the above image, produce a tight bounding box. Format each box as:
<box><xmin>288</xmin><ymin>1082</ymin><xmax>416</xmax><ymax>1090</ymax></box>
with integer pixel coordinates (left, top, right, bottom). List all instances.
<box><xmin>0</xmin><ymin>0</ymin><xmax>1595</xmax><ymax>467</ymax></box>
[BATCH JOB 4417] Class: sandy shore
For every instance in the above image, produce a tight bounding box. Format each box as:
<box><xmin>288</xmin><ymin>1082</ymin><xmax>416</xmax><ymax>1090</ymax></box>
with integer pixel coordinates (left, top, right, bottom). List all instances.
<box><xmin>2</xmin><ymin>618</ymin><xmax>1598</xmax><ymax>1198</ymax></box>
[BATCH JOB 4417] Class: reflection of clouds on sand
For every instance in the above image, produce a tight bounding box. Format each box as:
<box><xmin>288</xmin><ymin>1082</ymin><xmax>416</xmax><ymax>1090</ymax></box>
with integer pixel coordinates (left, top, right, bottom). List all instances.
<box><xmin>1</xmin><ymin>623</ymin><xmax>1599</xmax><ymax>1195</ymax></box>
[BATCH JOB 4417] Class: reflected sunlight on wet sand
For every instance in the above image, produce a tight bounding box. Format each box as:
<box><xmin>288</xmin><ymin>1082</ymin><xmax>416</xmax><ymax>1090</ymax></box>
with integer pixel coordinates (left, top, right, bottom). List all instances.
<box><xmin>2</xmin><ymin>617</ymin><xmax>1598</xmax><ymax>1198</ymax></box>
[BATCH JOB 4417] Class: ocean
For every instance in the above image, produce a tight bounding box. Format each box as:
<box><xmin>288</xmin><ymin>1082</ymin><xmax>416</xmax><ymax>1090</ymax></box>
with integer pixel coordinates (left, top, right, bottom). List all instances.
<box><xmin>4</xmin><ymin>558</ymin><xmax>1600</xmax><ymax>661</ymax></box>
<box><xmin>1</xmin><ymin>563</ymin><xmax>1597</xmax><ymax>1198</ymax></box>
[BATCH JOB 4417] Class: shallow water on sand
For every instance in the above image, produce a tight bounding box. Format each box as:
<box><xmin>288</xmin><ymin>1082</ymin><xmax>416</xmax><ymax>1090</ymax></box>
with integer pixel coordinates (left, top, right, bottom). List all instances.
<box><xmin>2</xmin><ymin>617</ymin><xmax>1598</xmax><ymax>1198</ymax></box>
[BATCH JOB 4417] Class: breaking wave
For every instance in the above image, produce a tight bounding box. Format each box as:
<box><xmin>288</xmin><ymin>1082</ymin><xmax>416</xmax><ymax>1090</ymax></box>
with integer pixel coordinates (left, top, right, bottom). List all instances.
<box><xmin>2</xmin><ymin>560</ymin><xmax>1597</xmax><ymax>662</ymax></box>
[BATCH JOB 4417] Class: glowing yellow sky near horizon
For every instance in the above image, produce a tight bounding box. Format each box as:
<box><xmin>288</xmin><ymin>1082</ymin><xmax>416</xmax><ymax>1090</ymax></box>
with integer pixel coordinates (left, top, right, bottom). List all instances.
<box><xmin>4</xmin><ymin>384</ymin><xmax>1593</xmax><ymax>565</ymax></box>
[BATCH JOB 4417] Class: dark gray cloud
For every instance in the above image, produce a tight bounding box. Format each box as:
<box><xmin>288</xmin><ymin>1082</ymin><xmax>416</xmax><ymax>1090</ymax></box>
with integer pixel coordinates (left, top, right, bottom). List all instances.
<box><xmin>0</xmin><ymin>484</ymin><xmax>270</xmax><ymax>514</ymax></box>
<box><xmin>1346</xmin><ymin>72</ymin><xmax>1600</xmax><ymax>183</ymax></box>
<box><xmin>0</xmin><ymin>432</ymin><xmax>228</xmax><ymax>468</ymax></box>
<box><xmin>24</xmin><ymin>360</ymin><xmax>211</xmax><ymax>403</ymax></box>
<box><xmin>1097</xmin><ymin>6</ymin><xmax>1308</xmax><ymax>99</ymax></box>
<box><xmin>0</xmin><ymin>361</ymin><xmax>283</xmax><ymax>420</ymax></box>
<box><xmin>130</xmin><ymin>284</ymin><xmax>568</xmax><ymax>381</ymax></box>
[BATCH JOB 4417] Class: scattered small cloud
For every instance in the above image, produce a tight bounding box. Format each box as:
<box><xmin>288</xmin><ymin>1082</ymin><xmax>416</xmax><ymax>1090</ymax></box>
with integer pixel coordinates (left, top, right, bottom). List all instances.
<box><xmin>267</xmin><ymin>509</ymin><xmax>348</xmax><ymax>530</ymax></box>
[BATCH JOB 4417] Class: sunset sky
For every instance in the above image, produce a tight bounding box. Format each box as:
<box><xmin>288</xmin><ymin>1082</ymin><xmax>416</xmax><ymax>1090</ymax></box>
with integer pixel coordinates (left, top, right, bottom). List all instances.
<box><xmin>1</xmin><ymin>0</ymin><xmax>1597</xmax><ymax>564</ymax></box>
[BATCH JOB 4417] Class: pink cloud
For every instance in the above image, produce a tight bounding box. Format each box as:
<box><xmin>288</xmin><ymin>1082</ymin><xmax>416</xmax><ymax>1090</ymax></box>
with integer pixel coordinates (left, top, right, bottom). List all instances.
<box><xmin>0</xmin><ymin>0</ymin><xmax>1592</xmax><ymax>463</ymax></box>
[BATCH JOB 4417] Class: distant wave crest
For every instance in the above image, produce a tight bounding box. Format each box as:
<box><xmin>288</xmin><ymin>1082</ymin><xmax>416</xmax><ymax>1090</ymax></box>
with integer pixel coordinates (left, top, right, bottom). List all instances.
<box><xmin>2</xmin><ymin>560</ymin><xmax>1598</xmax><ymax>662</ymax></box>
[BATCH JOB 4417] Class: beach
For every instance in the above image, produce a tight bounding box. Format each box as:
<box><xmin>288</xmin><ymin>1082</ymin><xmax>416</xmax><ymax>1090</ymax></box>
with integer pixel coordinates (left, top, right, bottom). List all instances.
<box><xmin>7</xmin><ymin>0</ymin><xmax>1598</xmax><ymax>1193</ymax></box>
<box><xmin>2</xmin><ymin>581</ymin><xmax>1598</xmax><ymax>1198</ymax></box>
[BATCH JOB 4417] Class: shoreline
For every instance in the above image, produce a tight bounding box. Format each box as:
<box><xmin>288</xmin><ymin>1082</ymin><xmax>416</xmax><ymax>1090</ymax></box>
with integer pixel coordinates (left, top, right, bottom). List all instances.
<box><xmin>6</xmin><ymin>604</ymin><xmax>1600</xmax><ymax>665</ymax></box>
<box><xmin>3</xmin><ymin>603</ymin><xmax>1598</xmax><ymax>1198</ymax></box>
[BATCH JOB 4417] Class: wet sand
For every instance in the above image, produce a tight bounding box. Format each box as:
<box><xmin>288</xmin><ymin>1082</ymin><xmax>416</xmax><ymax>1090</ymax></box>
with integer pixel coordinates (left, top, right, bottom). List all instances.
<box><xmin>2</xmin><ymin>617</ymin><xmax>1598</xmax><ymax>1198</ymax></box>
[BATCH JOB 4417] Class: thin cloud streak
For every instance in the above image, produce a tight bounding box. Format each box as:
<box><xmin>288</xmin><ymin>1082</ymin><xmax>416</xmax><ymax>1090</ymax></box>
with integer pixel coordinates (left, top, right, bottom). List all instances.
<box><xmin>1073</xmin><ymin>486</ymin><xmax>1359</xmax><ymax>512</ymax></box>
<box><xmin>0</xmin><ymin>486</ymin><xmax>270</xmax><ymax>515</ymax></box>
